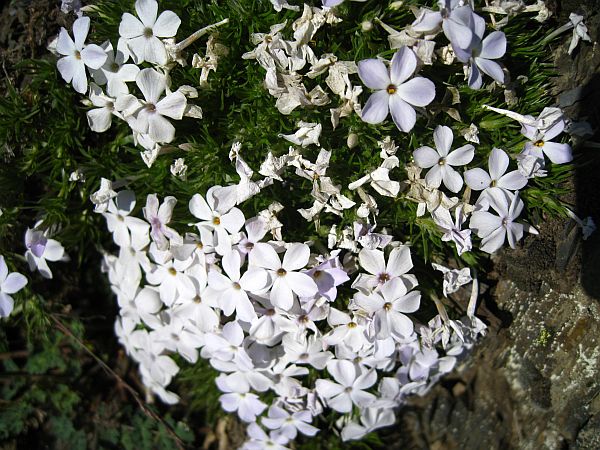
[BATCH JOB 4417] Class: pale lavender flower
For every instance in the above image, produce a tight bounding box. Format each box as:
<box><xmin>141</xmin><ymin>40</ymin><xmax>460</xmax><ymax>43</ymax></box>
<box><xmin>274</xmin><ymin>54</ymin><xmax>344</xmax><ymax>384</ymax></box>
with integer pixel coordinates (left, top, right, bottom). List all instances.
<box><xmin>469</xmin><ymin>189</ymin><xmax>525</xmax><ymax>253</ymax></box>
<box><xmin>452</xmin><ymin>12</ymin><xmax>506</xmax><ymax>89</ymax></box>
<box><xmin>0</xmin><ymin>256</ymin><xmax>28</xmax><ymax>318</ymax></box>
<box><xmin>413</xmin><ymin>125</ymin><xmax>474</xmax><ymax>193</ymax></box>
<box><xmin>431</xmin><ymin>206</ymin><xmax>472</xmax><ymax>255</ymax></box>
<box><xmin>249</xmin><ymin>243</ymin><xmax>318</xmax><ymax>311</ymax></box>
<box><xmin>464</xmin><ymin>147</ymin><xmax>528</xmax><ymax>194</ymax></box>
<box><xmin>25</xmin><ymin>228</ymin><xmax>68</xmax><ymax>279</ymax></box>
<box><xmin>315</xmin><ymin>360</ymin><xmax>377</xmax><ymax>413</ymax></box>
<box><xmin>354</xmin><ymin>277</ymin><xmax>420</xmax><ymax>339</ymax></box>
<box><xmin>262</xmin><ymin>405</ymin><xmax>318</xmax><ymax>439</ymax></box>
<box><xmin>520</xmin><ymin>111</ymin><xmax>572</xmax><ymax>164</ymax></box>
<box><xmin>142</xmin><ymin>194</ymin><xmax>180</xmax><ymax>250</ymax></box>
<box><xmin>304</xmin><ymin>255</ymin><xmax>349</xmax><ymax>302</ymax></box>
<box><xmin>357</xmin><ymin>47</ymin><xmax>435</xmax><ymax>132</ymax></box>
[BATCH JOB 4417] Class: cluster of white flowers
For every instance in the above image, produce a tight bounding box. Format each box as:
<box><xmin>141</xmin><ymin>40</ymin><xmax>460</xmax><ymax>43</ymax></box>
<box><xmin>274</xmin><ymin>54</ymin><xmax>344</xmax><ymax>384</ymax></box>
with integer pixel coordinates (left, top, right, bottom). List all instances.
<box><xmin>51</xmin><ymin>0</ymin><xmax>229</xmax><ymax>166</ymax></box>
<box><xmin>50</xmin><ymin>0</ymin><xmax>597</xmax><ymax>447</ymax></box>
<box><xmin>98</xmin><ymin>180</ymin><xmax>486</xmax><ymax>446</ymax></box>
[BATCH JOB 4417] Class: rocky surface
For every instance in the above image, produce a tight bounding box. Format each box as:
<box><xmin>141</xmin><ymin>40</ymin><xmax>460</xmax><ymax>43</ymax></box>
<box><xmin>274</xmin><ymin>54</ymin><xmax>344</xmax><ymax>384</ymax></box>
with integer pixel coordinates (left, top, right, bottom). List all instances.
<box><xmin>388</xmin><ymin>2</ymin><xmax>600</xmax><ymax>448</ymax></box>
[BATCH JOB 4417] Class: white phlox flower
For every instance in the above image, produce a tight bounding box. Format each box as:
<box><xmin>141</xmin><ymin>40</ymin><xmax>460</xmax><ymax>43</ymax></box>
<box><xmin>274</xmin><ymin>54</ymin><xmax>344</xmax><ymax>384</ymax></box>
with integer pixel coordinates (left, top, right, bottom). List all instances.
<box><xmin>469</xmin><ymin>188</ymin><xmax>527</xmax><ymax>253</ymax></box>
<box><xmin>250</xmin><ymin>243</ymin><xmax>318</xmax><ymax>310</ymax></box>
<box><xmin>452</xmin><ymin>12</ymin><xmax>507</xmax><ymax>89</ymax></box>
<box><xmin>520</xmin><ymin>109</ymin><xmax>573</xmax><ymax>165</ymax></box>
<box><xmin>118</xmin><ymin>68</ymin><xmax>187</xmax><ymax>144</ymax></box>
<box><xmin>119</xmin><ymin>0</ymin><xmax>181</xmax><ymax>65</ymax></box>
<box><xmin>279</xmin><ymin>121</ymin><xmax>322</xmax><ymax>147</ymax></box>
<box><xmin>243</xmin><ymin>423</ymin><xmax>291</xmax><ymax>450</ymax></box>
<box><xmin>262</xmin><ymin>405</ymin><xmax>319</xmax><ymax>439</ymax></box>
<box><xmin>216</xmin><ymin>374</ymin><xmax>268</xmax><ymax>422</ymax></box>
<box><xmin>189</xmin><ymin>186</ymin><xmax>245</xmax><ymax>255</ymax></box>
<box><xmin>91</xmin><ymin>40</ymin><xmax>140</xmax><ymax>97</ymax></box>
<box><xmin>341</xmin><ymin>406</ymin><xmax>395</xmax><ymax>441</ymax></box>
<box><xmin>353</xmin><ymin>277</ymin><xmax>420</xmax><ymax>339</ymax></box>
<box><xmin>153</xmin><ymin>313</ymin><xmax>204</xmax><ymax>363</ymax></box>
<box><xmin>464</xmin><ymin>147</ymin><xmax>528</xmax><ymax>198</ymax></box>
<box><xmin>322</xmin><ymin>308</ymin><xmax>369</xmax><ymax>351</ymax></box>
<box><xmin>0</xmin><ymin>255</ymin><xmax>28</xmax><ymax>318</ymax></box>
<box><xmin>282</xmin><ymin>334</ymin><xmax>333</xmax><ymax>370</ymax></box>
<box><xmin>56</xmin><ymin>16</ymin><xmax>107</xmax><ymax>94</ymax></box>
<box><xmin>206</xmin><ymin>250</ymin><xmax>268</xmax><ymax>322</ymax></box>
<box><xmin>86</xmin><ymin>83</ymin><xmax>122</xmax><ymax>133</ymax></box>
<box><xmin>102</xmin><ymin>190</ymin><xmax>150</xmax><ymax>249</ymax></box>
<box><xmin>352</xmin><ymin>245</ymin><xmax>417</xmax><ymax>293</ymax></box>
<box><xmin>315</xmin><ymin>359</ymin><xmax>377</xmax><ymax>413</ymax></box>
<box><xmin>145</xmin><ymin>256</ymin><xmax>195</xmax><ymax>307</ymax></box>
<box><xmin>357</xmin><ymin>46</ymin><xmax>436</xmax><ymax>132</ymax></box>
<box><xmin>413</xmin><ymin>125</ymin><xmax>475</xmax><ymax>193</ymax></box>
<box><xmin>431</xmin><ymin>206</ymin><xmax>473</xmax><ymax>255</ymax></box>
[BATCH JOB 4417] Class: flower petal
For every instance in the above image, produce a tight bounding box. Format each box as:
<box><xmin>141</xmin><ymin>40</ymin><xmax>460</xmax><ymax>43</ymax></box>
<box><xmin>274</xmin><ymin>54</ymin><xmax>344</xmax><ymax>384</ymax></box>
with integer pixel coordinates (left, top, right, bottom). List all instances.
<box><xmin>390</xmin><ymin>47</ymin><xmax>417</xmax><ymax>85</ymax></box>
<box><xmin>389</xmin><ymin>95</ymin><xmax>416</xmax><ymax>132</ymax></box>
<box><xmin>358</xmin><ymin>249</ymin><xmax>385</xmax><ymax>276</ymax></box>
<box><xmin>413</xmin><ymin>146</ymin><xmax>439</xmax><ymax>168</ymax></box>
<box><xmin>137</xmin><ymin>68</ymin><xmax>165</xmax><ymax>104</ymax></box>
<box><xmin>2</xmin><ymin>272</ymin><xmax>27</xmax><ymax>294</ymax></box>
<box><xmin>433</xmin><ymin>125</ymin><xmax>453</xmax><ymax>157</ymax></box>
<box><xmin>480</xmin><ymin>31</ymin><xmax>507</xmax><ymax>60</ymax></box>
<box><xmin>464</xmin><ymin>168</ymin><xmax>491</xmax><ymax>190</ymax></box>
<box><xmin>442</xmin><ymin>166</ymin><xmax>463</xmax><ymax>192</ymax></box>
<box><xmin>153</xmin><ymin>10</ymin><xmax>181</xmax><ymax>37</ymax></box>
<box><xmin>250</xmin><ymin>243</ymin><xmax>281</xmax><ymax>271</ymax></box>
<box><xmin>386</xmin><ymin>246</ymin><xmax>413</xmax><ymax>278</ymax></box>
<box><xmin>270</xmin><ymin>278</ymin><xmax>294</xmax><ymax>310</ymax></box>
<box><xmin>81</xmin><ymin>44</ymin><xmax>107</xmax><ymax>70</ymax></box>
<box><xmin>470</xmin><ymin>211</ymin><xmax>502</xmax><ymax>238</ymax></box>
<box><xmin>357</xmin><ymin>59</ymin><xmax>390</xmax><ymax>90</ymax></box>
<box><xmin>87</xmin><ymin>107</ymin><xmax>112</xmax><ymax>133</ymax></box>
<box><xmin>468</xmin><ymin>62</ymin><xmax>482</xmax><ymax>89</ymax></box>
<box><xmin>71</xmin><ymin>63</ymin><xmax>88</xmax><ymax>94</ymax></box>
<box><xmin>56</xmin><ymin>28</ymin><xmax>75</xmax><ymax>56</ymax></box>
<box><xmin>282</xmin><ymin>243</ymin><xmax>310</xmax><ymax>271</ymax></box>
<box><xmin>286</xmin><ymin>272</ymin><xmax>318</xmax><ymax>298</ymax></box>
<box><xmin>135</xmin><ymin>0</ymin><xmax>158</xmax><ymax>27</ymax></box>
<box><xmin>424</xmin><ymin>164</ymin><xmax>443</xmax><ymax>188</ymax></box>
<box><xmin>361</xmin><ymin>90</ymin><xmax>389</xmax><ymax>124</ymax></box>
<box><xmin>57</xmin><ymin>56</ymin><xmax>79</xmax><ymax>84</ymax></box>
<box><xmin>189</xmin><ymin>194</ymin><xmax>213</xmax><ymax>221</ymax></box>
<box><xmin>446</xmin><ymin>144</ymin><xmax>474</xmax><ymax>166</ymax></box>
<box><xmin>475</xmin><ymin>58</ymin><xmax>504</xmax><ymax>84</ymax></box>
<box><xmin>498</xmin><ymin>170</ymin><xmax>528</xmax><ymax>190</ymax></box>
<box><xmin>0</xmin><ymin>293</ymin><xmax>14</xmax><ymax>318</ymax></box>
<box><xmin>119</xmin><ymin>13</ymin><xmax>145</xmax><ymax>38</ymax></box>
<box><xmin>488</xmin><ymin>147</ymin><xmax>509</xmax><ymax>180</ymax></box>
<box><xmin>72</xmin><ymin>16</ymin><xmax>90</xmax><ymax>49</ymax></box>
<box><xmin>147</xmin><ymin>113</ymin><xmax>175</xmax><ymax>143</ymax></box>
<box><xmin>156</xmin><ymin>92</ymin><xmax>186</xmax><ymax>120</ymax></box>
<box><xmin>144</xmin><ymin>36</ymin><xmax>168</xmax><ymax>66</ymax></box>
<box><xmin>396</xmin><ymin>77</ymin><xmax>435</xmax><ymax>107</ymax></box>
<box><xmin>542</xmin><ymin>141</ymin><xmax>573</xmax><ymax>164</ymax></box>
<box><xmin>480</xmin><ymin>226</ymin><xmax>506</xmax><ymax>253</ymax></box>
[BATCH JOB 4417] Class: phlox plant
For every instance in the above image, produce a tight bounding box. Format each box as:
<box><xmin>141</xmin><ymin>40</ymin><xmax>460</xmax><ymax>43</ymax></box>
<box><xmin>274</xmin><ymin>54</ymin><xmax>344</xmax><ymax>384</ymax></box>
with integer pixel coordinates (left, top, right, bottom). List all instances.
<box><xmin>0</xmin><ymin>0</ymin><xmax>594</xmax><ymax>448</ymax></box>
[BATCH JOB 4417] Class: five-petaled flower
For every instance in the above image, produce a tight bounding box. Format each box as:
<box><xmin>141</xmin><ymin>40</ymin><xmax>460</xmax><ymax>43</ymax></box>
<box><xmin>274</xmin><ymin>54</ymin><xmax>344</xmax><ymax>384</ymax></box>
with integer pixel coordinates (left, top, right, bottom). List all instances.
<box><xmin>357</xmin><ymin>47</ymin><xmax>435</xmax><ymax>132</ymax></box>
